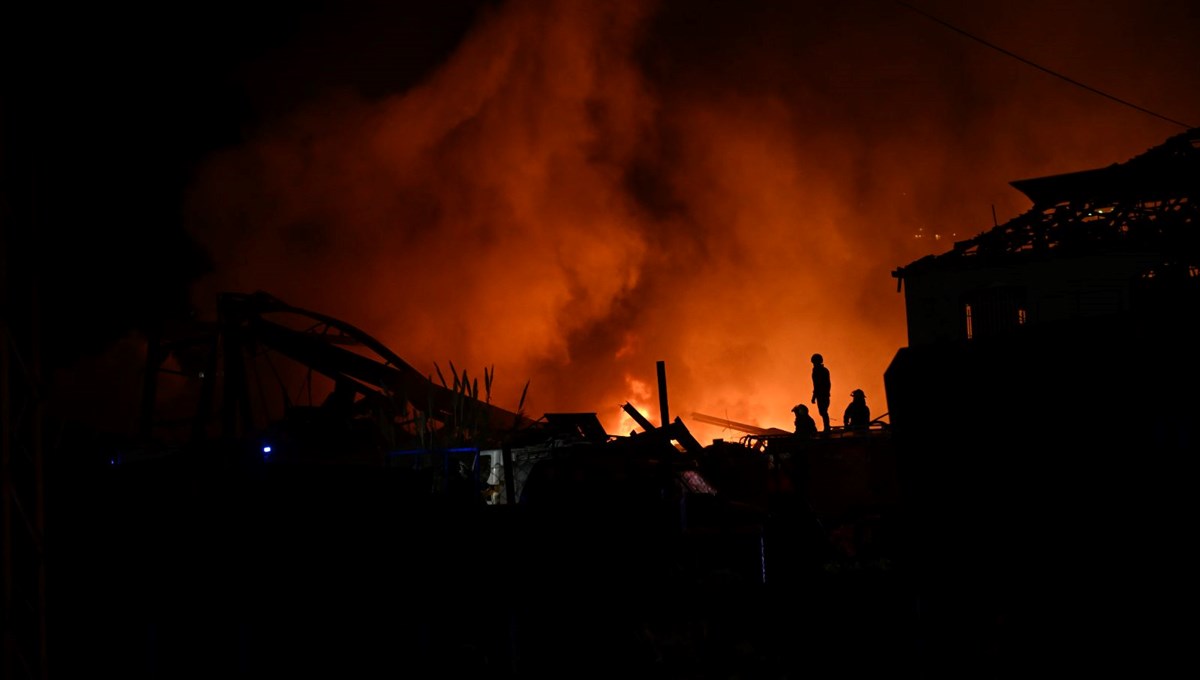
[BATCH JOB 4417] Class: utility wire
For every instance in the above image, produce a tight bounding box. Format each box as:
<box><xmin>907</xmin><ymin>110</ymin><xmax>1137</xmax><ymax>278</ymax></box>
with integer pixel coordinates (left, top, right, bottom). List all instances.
<box><xmin>892</xmin><ymin>0</ymin><xmax>1195</xmax><ymax>129</ymax></box>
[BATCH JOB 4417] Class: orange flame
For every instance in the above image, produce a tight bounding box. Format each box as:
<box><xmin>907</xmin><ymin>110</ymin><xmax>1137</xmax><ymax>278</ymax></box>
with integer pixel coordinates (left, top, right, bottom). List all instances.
<box><xmin>182</xmin><ymin>0</ymin><xmax>1199</xmax><ymax>444</ymax></box>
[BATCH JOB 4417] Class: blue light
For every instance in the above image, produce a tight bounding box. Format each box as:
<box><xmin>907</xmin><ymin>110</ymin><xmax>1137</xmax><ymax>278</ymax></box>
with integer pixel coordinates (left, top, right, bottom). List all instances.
<box><xmin>261</xmin><ymin>444</ymin><xmax>273</xmax><ymax>461</ymax></box>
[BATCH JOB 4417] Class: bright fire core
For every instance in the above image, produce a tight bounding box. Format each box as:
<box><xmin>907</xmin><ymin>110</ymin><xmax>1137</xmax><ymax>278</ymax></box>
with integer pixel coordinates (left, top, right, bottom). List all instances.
<box><xmin>179</xmin><ymin>1</ymin><xmax>1191</xmax><ymax>444</ymax></box>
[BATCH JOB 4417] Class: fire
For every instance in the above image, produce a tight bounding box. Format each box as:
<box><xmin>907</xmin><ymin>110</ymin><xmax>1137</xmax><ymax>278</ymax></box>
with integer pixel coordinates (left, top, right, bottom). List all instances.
<box><xmin>179</xmin><ymin>0</ymin><xmax>1193</xmax><ymax>446</ymax></box>
<box><xmin>610</xmin><ymin>375</ymin><xmax>655</xmax><ymax>435</ymax></box>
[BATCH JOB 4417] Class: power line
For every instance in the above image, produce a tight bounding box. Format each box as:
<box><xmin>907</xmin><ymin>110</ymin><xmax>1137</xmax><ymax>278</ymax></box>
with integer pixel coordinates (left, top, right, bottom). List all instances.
<box><xmin>892</xmin><ymin>0</ymin><xmax>1195</xmax><ymax>130</ymax></box>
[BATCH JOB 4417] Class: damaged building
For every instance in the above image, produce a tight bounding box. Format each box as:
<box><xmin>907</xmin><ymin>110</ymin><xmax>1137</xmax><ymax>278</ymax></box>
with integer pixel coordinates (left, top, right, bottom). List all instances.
<box><xmin>884</xmin><ymin>127</ymin><xmax>1199</xmax><ymax>676</ymax></box>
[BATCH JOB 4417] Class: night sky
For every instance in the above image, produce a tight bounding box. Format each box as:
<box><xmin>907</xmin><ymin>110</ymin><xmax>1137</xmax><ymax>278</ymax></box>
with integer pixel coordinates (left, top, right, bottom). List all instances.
<box><xmin>5</xmin><ymin>0</ymin><xmax>1199</xmax><ymax>443</ymax></box>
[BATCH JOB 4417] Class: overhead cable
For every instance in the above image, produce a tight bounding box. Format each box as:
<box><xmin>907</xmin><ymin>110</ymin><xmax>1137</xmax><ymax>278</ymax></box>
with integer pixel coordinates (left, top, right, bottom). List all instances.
<box><xmin>892</xmin><ymin>0</ymin><xmax>1195</xmax><ymax>129</ymax></box>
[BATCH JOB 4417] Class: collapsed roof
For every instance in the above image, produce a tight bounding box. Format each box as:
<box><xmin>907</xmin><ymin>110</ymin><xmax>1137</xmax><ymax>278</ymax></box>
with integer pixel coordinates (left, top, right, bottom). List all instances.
<box><xmin>893</xmin><ymin>127</ymin><xmax>1200</xmax><ymax>281</ymax></box>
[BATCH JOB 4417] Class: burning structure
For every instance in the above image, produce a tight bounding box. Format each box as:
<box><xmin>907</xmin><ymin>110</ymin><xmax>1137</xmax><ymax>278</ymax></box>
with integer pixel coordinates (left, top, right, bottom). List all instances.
<box><xmin>45</xmin><ymin>287</ymin><xmax>829</xmax><ymax>678</ymax></box>
<box><xmin>140</xmin><ymin>290</ymin><xmax>535</xmax><ymax>463</ymax></box>
<box><xmin>18</xmin><ymin>126</ymin><xmax>1195</xmax><ymax>678</ymax></box>
<box><xmin>891</xmin><ymin>126</ymin><xmax>1200</xmax><ymax>349</ymax></box>
<box><xmin>884</xmin><ymin>127</ymin><xmax>1200</xmax><ymax>676</ymax></box>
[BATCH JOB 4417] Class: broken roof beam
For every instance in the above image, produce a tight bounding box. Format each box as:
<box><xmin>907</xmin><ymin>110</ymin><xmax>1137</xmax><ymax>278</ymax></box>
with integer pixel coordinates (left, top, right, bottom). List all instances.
<box><xmin>690</xmin><ymin>412</ymin><xmax>780</xmax><ymax>436</ymax></box>
<box><xmin>622</xmin><ymin>401</ymin><xmax>657</xmax><ymax>433</ymax></box>
<box><xmin>669</xmin><ymin>417</ymin><xmax>705</xmax><ymax>455</ymax></box>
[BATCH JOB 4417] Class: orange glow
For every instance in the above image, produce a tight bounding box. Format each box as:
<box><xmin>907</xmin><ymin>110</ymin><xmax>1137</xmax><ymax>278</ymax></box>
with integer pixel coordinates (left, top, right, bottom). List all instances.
<box><xmin>615</xmin><ymin>407</ymin><xmax>650</xmax><ymax>438</ymax></box>
<box><xmin>613</xmin><ymin>376</ymin><xmax>654</xmax><ymax>435</ymax></box>
<box><xmin>182</xmin><ymin>0</ymin><xmax>1200</xmax><ymax>446</ymax></box>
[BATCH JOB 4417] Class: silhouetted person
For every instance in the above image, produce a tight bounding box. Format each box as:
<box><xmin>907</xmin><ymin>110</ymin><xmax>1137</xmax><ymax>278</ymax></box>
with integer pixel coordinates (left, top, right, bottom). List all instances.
<box><xmin>792</xmin><ymin>403</ymin><xmax>817</xmax><ymax>438</ymax></box>
<box><xmin>843</xmin><ymin>388</ymin><xmax>871</xmax><ymax>431</ymax></box>
<box><xmin>811</xmin><ymin>353</ymin><xmax>831</xmax><ymax>432</ymax></box>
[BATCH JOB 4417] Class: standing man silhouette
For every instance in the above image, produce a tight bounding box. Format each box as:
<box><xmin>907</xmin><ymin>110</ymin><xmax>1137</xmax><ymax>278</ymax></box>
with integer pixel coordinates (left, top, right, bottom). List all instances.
<box><xmin>811</xmin><ymin>353</ymin><xmax>831</xmax><ymax>433</ymax></box>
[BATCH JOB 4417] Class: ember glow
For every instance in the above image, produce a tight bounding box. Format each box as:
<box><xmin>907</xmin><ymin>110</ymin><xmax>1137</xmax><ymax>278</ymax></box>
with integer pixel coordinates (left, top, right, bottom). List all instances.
<box><xmin>183</xmin><ymin>0</ymin><xmax>1200</xmax><ymax>444</ymax></box>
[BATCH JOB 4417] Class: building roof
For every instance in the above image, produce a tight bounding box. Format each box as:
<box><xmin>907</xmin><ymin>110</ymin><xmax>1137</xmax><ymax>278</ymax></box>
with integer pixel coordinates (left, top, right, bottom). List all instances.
<box><xmin>894</xmin><ymin>127</ymin><xmax>1200</xmax><ymax>280</ymax></box>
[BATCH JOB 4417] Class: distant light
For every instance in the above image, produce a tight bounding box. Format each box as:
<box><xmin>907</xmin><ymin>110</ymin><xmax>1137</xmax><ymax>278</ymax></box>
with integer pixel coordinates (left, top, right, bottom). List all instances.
<box><xmin>262</xmin><ymin>445</ymin><xmax>273</xmax><ymax>460</ymax></box>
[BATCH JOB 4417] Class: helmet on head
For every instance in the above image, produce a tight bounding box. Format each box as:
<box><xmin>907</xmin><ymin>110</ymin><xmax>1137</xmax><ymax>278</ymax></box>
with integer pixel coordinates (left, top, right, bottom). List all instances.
<box><xmin>792</xmin><ymin>404</ymin><xmax>808</xmax><ymax>414</ymax></box>
<box><xmin>851</xmin><ymin>389</ymin><xmax>865</xmax><ymax>398</ymax></box>
<box><xmin>811</xmin><ymin>353</ymin><xmax>823</xmax><ymax>364</ymax></box>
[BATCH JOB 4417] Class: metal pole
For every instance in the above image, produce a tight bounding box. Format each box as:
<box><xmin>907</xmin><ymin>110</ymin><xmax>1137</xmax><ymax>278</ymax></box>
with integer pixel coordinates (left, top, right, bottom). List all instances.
<box><xmin>501</xmin><ymin>445</ymin><xmax>516</xmax><ymax>505</ymax></box>
<box><xmin>656</xmin><ymin>360</ymin><xmax>669</xmax><ymax>428</ymax></box>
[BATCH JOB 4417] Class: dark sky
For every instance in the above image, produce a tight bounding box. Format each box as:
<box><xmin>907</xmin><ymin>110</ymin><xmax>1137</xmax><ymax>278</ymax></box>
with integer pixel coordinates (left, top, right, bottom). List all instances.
<box><xmin>3</xmin><ymin>1</ymin><xmax>492</xmax><ymax>352</ymax></box>
<box><xmin>5</xmin><ymin>0</ymin><xmax>1198</xmax><ymax>442</ymax></box>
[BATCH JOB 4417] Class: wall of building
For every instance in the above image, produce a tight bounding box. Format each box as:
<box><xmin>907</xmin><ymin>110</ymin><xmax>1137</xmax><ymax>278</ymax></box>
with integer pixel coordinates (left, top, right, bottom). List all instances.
<box><xmin>900</xmin><ymin>252</ymin><xmax>1164</xmax><ymax>346</ymax></box>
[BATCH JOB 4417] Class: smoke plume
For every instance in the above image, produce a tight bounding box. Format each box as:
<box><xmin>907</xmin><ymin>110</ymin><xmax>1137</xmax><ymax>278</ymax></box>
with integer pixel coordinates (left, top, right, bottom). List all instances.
<box><xmin>185</xmin><ymin>0</ymin><xmax>1200</xmax><ymax>442</ymax></box>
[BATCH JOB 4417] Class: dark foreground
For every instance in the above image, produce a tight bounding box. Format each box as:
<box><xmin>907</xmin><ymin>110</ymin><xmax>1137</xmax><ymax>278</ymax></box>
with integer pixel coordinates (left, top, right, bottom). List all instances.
<box><xmin>41</xmin><ymin>444</ymin><xmax>1186</xmax><ymax>679</ymax></box>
